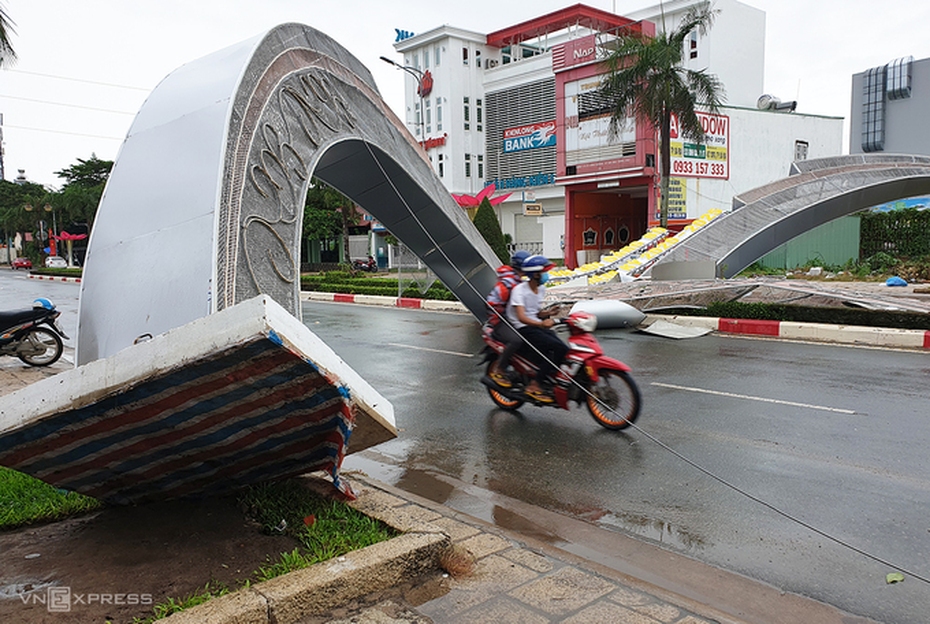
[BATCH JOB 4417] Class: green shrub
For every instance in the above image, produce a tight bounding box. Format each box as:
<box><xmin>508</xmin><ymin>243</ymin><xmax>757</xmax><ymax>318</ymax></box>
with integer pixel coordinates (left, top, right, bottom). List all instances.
<box><xmin>472</xmin><ymin>197</ymin><xmax>509</xmax><ymax>263</ymax></box>
<box><xmin>669</xmin><ymin>301</ymin><xmax>930</xmax><ymax>331</ymax></box>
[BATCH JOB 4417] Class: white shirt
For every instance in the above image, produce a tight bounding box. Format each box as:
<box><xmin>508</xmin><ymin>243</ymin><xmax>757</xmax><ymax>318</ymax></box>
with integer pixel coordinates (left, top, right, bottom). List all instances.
<box><xmin>506</xmin><ymin>281</ymin><xmax>546</xmax><ymax>330</ymax></box>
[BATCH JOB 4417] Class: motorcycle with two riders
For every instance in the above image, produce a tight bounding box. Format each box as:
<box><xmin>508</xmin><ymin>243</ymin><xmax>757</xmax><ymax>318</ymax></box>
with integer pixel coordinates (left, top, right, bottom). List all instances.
<box><xmin>480</xmin><ymin>256</ymin><xmax>641</xmax><ymax>431</ymax></box>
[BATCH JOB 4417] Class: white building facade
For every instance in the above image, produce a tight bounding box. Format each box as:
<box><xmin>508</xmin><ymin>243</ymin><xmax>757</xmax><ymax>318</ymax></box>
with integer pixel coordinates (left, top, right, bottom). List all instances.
<box><xmin>390</xmin><ymin>1</ymin><xmax>843</xmax><ymax>268</ymax></box>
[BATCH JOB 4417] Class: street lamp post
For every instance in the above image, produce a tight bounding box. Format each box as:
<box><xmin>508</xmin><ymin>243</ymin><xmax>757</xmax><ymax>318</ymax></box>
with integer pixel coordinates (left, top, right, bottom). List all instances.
<box><xmin>379</xmin><ymin>56</ymin><xmax>426</xmax><ymax>142</ymax></box>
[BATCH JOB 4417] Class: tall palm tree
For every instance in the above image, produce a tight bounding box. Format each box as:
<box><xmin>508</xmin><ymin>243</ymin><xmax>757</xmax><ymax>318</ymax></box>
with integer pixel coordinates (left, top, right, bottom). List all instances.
<box><xmin>0</xmin><ymin>3</ymin><xmax>16</xmax><ymax>67</ymax></box>
<box><xmin>599</xmin><ymin>1</ymin><xmax>725</xmax><ymax>227</ymax></box>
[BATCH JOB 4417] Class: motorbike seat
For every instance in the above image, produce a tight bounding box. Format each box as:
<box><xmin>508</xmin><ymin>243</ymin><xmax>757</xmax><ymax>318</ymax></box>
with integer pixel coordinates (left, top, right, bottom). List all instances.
<box><xmin>0</xmin><ymin>309</ymin><xmax>46</xmax><ymax>331</ymax></box>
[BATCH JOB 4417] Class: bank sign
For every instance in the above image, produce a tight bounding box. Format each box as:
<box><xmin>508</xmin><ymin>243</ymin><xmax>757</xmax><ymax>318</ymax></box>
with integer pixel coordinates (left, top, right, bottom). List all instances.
<box><xmin>503</xmin><ymin>121</ymin><xmax>557</xmax><ymax>153</ymax></box>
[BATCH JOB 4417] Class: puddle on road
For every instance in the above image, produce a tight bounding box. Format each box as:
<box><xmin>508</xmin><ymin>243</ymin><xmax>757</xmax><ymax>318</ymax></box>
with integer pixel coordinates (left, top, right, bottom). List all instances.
<box><xmin>0</xmin><ymin>579</ymin><xmax>56</xmax><ymax>601</ymax></box>
<box><xmin>348</xmin><ymin>452</ymin><xmax>706</xmax><ymax>555</ymax></box>
<box><xmin>596</xmin><ymin>510</ymin><xmax>707</xmax><ymax>551</ymax></box>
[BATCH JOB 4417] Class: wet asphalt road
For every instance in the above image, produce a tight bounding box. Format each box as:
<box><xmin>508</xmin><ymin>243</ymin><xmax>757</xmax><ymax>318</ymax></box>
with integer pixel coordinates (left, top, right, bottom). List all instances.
<box><xmin>301</xmin><ymin>300</ymin><xmax>930</xmax><ymax>624</ymax></box>
<box><xmin>3</xmin><ymin>270</ymin><xmax>929</xmax><ymax>623</ymax></box>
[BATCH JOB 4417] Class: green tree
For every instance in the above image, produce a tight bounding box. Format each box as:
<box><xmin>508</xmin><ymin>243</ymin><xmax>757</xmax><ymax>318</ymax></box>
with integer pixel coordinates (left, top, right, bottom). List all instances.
<box><xmin>598</xmin><ymin>1</ymin><xmax>725</xmax><ymax>227</ymax></box>
<box><xmin>0</xmin><ymin>179</ymin><xmax>51</xmax><ymax>260</ymax></box>
<box><xmin>472</xmin><ymin>197</ymin><xmax>509</xmax><ymax>263</ymax></box>
<box><xmin>303</xmin><ymin>178</ymin><xmax>357</xmax><ymax>263</ymax></box>
<box><xmin>0</xmin><ymin>3</ymin><xmax>16</xmax><ymax>67</ymax></box>
<box><xmin>51</xmin><ymin>155</ymin><xmax>113</xmax><ymax>232</ymax></box>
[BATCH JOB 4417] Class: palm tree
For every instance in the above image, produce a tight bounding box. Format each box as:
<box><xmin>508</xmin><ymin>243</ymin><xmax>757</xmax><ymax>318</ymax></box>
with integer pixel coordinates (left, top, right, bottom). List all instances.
<box><xmin>599</xmin><ymin>1</ymin><xmax>725</xmax><ymax>227</ymax></box>
<box><xmin>0</xmin><ymin>3</ymin><xmax>16</xmax><ymax>67</ymax></box>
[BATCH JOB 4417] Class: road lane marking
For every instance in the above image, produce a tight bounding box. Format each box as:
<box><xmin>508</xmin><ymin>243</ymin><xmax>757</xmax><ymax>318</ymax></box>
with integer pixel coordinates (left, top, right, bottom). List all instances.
<box><xmin>386</xmin><ymin>342</ymin><xmax>474</xmax><ymax>358</ymax></box>
<box><xmin>652</xmin><ymin>382</ymin><xmax>856</xmax><ymax>414</ymax></box>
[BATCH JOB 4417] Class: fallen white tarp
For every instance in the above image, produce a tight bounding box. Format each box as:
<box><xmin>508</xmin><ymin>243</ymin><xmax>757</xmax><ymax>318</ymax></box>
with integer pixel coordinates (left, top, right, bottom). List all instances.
<box><xmin>570</xmin><ymin>299</ymin><xmax>647</xmax><ymax>329</ymax></box>
<box><xmin>637</xmin><ymin>319</ymin><xmax>713</xmax><ymax>340</ymax></box>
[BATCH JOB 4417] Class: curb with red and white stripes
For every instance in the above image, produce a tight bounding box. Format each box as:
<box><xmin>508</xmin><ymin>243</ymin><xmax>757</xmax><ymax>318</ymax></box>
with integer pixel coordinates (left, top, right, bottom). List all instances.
<box><xmin>27</xmin><ymin>274</ymin><xmax>82</xmax><ymax>284</ymax></box>
<box><xmin>647</xmin><ymin>314</ymin><xmax>930</xmax><ymax>350</ymax></box>
<box><xmin>302</xmin><ymin>292</ymin><xmax>930</xmax><ymax>350</ymax></box>
<box><xmin>300</xmin><ymin>291</ymin><xmax>467</xmax><ymax>313</ymax></box>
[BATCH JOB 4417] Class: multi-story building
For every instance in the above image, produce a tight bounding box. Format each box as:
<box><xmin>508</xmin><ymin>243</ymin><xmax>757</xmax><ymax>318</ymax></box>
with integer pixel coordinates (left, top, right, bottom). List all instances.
<box><xmin>850</xmin><ymin>55</ymin><xmax>930</xmax><ymax>156</ymax></box>
<box><xmin>390</xmin><ymin>1</ymin><xmax>842</xmax><ymax>268</ymax></box>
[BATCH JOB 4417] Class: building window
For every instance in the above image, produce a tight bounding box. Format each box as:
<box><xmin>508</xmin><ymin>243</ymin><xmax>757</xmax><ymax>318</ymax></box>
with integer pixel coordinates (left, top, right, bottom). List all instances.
<box><xmin>464</xmin><ymin>97</ymin><xmax>470</xmax><ymax>131</ymax></box>
<box><xmin>436</xmin><ymin>100</ymin><xmax>442</xmax><ymax>131</ymax></box>
<box><xmin>477</xmin><ymin>155</ymin><xmax>484</xmax><ymax>179</ymax></box>
<box><xmin>414</xmin><ymin>101</ymin><xmax>421</xmax><ymax>136</ymax></box>
<box><xmin>465</xmin><ymin>153</ymin><xmax>471</xmax><ymax>177</ymax></box>
<box><xmin>887</xmin><ymin>56</ymin><xmax>913</xmax><ymax>100</ymax></box>
<box><xmin>502</xmin><ymin>46</ymin><xmax>512</xmax><ymax>65</ymax></box>
<box><xmin>475</xmin><ymin>49</ymin><xmax>481</xmax><ymax>68</ymax></box>
<box><xmin>413</xmin><ymin>53</ymin><xmax>419</xmax><ymax>71</ymax></box>
<box><xmin>861</xmin><ymin>65</ymin><xmax>886</xmax><ymax>152</ymax></box>
<box><xmin>462</xmin><ymin>47</ymin><xmax>468</xmax><ymax>65</ymax></box>
<box><xmin>438</xmin><ymin>153</ymin><xmax>444</xmax><ymax>177</ymax></box>
<box><xmin>435</xmin><ymin>46</ymin><xmax>441</xmax><ymax>66</ymax></box>
<box><xmin>689</xmin><ymin>31</ymin><xmax>698</xmax><ymax>59</ymax></box>
<box><xmin>476</xmin><ymin>99</ymin><xmax>483</xmax><ymax>132</ymax></box>
<box><xmin>425</xmin><ymin>98</ymin><xmax>431</xmax><ymax>134</ymax></box>
<box><xmin>794</xmin><ymin>140</ymin><xmax>809</xmax><ymax>161</ymax></box>
<box><xmin>424</xmin><ymin>48</ymin><xmax>430</xmax><ymax>70</ymax></box>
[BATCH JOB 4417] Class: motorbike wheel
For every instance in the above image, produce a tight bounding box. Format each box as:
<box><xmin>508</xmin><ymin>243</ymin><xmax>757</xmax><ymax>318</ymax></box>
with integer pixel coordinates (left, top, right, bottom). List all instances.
<box><xmin>485</xmin><ymin>361</ymin><xmax>524</xmax><ymax>410</ymax></box>
<box><xmin>585</xmin><ymin>369</ymin><xmax>641</xmax><ymax>430</ymax></box>
<box><xmin>17</xmin><ymin>327</ymin><xmax>63</xmax><ymax>367</ymax></box>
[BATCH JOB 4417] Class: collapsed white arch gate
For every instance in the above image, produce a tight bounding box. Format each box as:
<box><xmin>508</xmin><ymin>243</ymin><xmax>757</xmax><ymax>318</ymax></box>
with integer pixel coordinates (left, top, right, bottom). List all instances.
<box><xmin>653</xmin><ymin>154</ymin><xmax>930</xmax><ymax>279</ymax></box>
<box><xmin>77</xmin><ymin>23</ymin><xmax>499</xmax><ymax>365</ymax></box>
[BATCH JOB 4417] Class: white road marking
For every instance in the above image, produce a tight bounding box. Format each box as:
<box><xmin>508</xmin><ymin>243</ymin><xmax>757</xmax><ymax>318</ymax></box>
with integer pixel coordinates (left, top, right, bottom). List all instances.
<box><xmin>652</xmin><ymin>382</ymin><xmax>856</xmax><ymax>414</ymax></box>
<box><xmin>386</xmin><ymin>342</ymin><xmax>474</xmax><ymax>358</ymax></box>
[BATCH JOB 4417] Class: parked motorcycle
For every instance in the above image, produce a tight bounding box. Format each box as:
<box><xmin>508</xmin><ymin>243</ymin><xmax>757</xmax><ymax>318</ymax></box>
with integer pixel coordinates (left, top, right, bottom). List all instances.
<box><xmin>0</xmin><ymin>298</ymin><xmax>68</xmax><ymax>366</ymax></box>
<box><xmin>480</xmin><ymin>311</ymin><xmax>641</xmax><ymax>430</ymax></box>
<box><xmin>352</xmin><ymin>257</ymin><xmax>378</xmax><ymax>273</ymax></box>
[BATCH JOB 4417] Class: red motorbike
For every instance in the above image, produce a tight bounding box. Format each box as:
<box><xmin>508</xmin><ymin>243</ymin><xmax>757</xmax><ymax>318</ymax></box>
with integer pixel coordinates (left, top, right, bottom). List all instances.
<box><xmin>480</xmin><ymin>311</ymin><xmax>641</xmax><ymax>430</ymax></box>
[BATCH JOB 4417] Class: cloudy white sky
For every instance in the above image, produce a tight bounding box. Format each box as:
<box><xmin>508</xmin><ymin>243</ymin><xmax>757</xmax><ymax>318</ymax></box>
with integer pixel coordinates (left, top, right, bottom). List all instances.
<box><xmin>1</xmin><ymin>0</ymin><xmax>928</xmax><ymax>188</ymax></box>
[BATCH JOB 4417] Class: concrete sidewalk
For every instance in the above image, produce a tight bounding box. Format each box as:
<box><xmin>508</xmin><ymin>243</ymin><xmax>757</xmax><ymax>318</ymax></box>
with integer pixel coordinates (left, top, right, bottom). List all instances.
<box><xmin>160</xmin><ymin>470</ymin><xmax>876</xmax><ymax>624</ymax></box>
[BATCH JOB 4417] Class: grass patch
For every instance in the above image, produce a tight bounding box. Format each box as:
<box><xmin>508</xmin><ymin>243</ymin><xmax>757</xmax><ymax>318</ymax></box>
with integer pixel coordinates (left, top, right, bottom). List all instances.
<box><xmin>135</xmin><ymin>478</ymin><xmax>397</xmax><ymax>622</ymax></box>
<box><xmin>135</xmin><ymin>581</ymin><xmax>234</xmax><ymax>623</ymax></box>
<box><xmin>0</xmin><ymin>466</ymin><xmax>101</xmax><ymax>530</ymax></box>
<box><xmin>240</xmin><ymin>479</ymin><xmax>397</xmax><ymax>581</ymax></box>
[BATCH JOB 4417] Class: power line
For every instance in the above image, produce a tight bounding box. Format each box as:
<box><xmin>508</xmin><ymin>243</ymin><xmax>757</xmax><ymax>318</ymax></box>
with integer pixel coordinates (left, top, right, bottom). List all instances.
<box><xmin>2</xmin><ymin>68</ymin><xmax>150</xmax><ymax>92</ymax></box>
<box><xmin>3</xmin><ymin>123</ymin><xmax>124</xmax><ymax>141</ymax></box>
<box><xmin>0</xmin><ymin>94</ymin><xmax>137</xmax><ymax>116</ymax></box>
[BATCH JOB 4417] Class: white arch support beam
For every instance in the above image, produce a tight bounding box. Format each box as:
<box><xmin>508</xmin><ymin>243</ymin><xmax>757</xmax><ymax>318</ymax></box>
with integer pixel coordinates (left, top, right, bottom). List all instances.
<box><xmin>78</xmin><ymin>23</ymin><xmax>498</xmax><ymax>365</ymax></box>
<box><xmin>651</xmin><ymin>154</ymin><xmax>930</xmax><ymax>279</ymax></box>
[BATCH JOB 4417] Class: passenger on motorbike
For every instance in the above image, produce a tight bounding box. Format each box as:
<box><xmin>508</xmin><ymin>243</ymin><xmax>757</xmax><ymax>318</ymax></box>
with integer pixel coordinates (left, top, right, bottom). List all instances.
<box><xmin>485</xmin><ymin>249</ymin><xmax>529</xmax><ymax>387</ymax></box>
<box><xmin>505</xmin><ymin>255</ymin><xmax>568</xmax><ymax>403</ymax></box>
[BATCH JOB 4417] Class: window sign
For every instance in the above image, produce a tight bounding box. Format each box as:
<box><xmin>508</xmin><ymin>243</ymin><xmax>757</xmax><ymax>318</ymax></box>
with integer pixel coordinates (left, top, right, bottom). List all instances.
<box><xmin>668</xmin><ymin>111</ymin><xmax>729</xmax><ymax>179</ymax></box>
<box><xmin>667</xmin><ymin>177</ymin><xmax>687</xmax><ymax>220</ymax></box>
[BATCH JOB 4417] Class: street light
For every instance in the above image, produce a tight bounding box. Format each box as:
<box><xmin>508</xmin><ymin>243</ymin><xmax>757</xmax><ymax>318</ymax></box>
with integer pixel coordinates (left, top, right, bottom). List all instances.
<box><xmin>380</xmin><ymin>56</ymin><xmax>426</xmax><ymax>141</ymax></box>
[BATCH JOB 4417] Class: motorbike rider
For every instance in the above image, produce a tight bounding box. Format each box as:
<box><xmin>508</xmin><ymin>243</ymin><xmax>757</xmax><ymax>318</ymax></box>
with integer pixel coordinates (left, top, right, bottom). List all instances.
<box><xmin>505</xmin><ymin>254</ymin><xmax>567</xmax><ymax>403</ymax></box>
<box><xmin>484</xmin><ymin>249</ymin><xmax>529</xmax><ymax>387</ymax></box>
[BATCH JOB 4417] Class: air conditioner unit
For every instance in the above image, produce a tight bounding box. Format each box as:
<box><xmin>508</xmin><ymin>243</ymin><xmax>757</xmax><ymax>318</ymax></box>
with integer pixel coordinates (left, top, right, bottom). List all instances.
<box><xmin>485</xmin><ymin>59</ymin><xmax>499</xmax><ymax>69</ymax></box>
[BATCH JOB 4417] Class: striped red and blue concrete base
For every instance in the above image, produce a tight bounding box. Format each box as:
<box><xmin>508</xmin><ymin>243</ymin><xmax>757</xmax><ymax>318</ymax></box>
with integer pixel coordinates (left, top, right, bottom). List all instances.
<box><xmin>0</xmin><ymin>338</ymin><xmax>354</xmax><ymax>504</ymax></box>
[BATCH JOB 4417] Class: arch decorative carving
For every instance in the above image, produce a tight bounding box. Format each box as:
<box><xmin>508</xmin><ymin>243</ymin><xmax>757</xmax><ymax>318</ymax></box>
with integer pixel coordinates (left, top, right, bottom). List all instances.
<box><xmin>78</xmin><ymin>24</ymin><xmax>498</xmax><ymax>365</ymax></box>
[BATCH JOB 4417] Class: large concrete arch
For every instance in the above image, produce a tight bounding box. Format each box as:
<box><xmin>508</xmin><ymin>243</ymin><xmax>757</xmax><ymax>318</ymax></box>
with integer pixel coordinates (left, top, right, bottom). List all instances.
<box><xmin>77</xmin><ymin>23</ymin><xmax>498</xmax><ymax>365</ymax></box>
<box><xmin>652</xmin><ymin>154</ymin><xmax>930</xmax><ymax>278</ymax></box>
